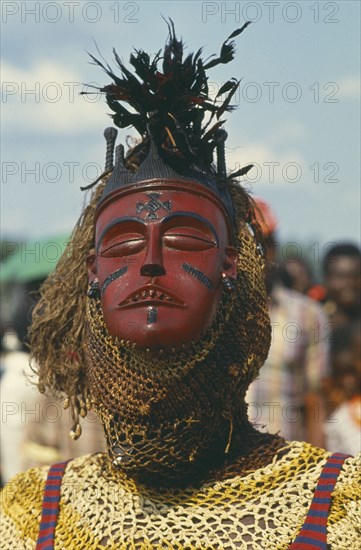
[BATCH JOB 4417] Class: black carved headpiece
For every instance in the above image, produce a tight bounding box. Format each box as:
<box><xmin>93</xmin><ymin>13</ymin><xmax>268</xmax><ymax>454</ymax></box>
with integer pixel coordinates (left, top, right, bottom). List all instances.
<box><xmin>82</xmin><ymin>19</ymin><xmax>254</xmax><ymax>224</ymax></box>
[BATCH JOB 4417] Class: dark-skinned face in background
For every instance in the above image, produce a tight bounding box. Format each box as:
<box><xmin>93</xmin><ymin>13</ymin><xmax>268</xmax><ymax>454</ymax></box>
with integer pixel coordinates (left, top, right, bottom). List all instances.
<box><xmin>325</xmin><ymin>255</ymin><xmax>360</xmax><ymax>312</ymax></box>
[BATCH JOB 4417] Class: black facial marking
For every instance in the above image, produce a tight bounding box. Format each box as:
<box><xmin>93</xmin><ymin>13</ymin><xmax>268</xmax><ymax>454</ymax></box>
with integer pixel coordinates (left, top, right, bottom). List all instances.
<box><xmin>101</xmin><ymin>266</ymin><xmax>128</xmax><ymax>294</ymax></box>
<box><xmin>182</xmin><ymin>263</ymin><xmax>213</xmax><ymax>290</ymax></box>
<box><xmin>136</xmin><ymin>193</ymin><xmax>172</xmax><ymax>220</ymax></box>
<box><xmin>147</xmin><ymin>306</ymin><xmax>158</xmax><ymax>324</ymax></box>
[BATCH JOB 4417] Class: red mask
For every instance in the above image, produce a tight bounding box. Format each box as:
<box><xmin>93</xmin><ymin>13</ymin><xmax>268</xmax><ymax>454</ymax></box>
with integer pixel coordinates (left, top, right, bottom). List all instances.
<box><xmin>88</xmin><ymin>180</ymin><xmax>237</xmax><ymax>350</ymax></box>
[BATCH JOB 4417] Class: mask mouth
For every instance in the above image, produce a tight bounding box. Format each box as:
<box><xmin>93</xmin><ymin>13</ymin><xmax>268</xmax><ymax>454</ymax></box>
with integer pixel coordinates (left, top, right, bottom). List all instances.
<box><xmin>118</xmin><ymin>284</ymin><xmax>185</xmax><ymax>308</ymax></box>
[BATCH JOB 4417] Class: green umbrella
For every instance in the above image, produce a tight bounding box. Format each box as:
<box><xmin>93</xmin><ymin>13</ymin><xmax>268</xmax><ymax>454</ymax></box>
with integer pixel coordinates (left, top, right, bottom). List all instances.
<box><xmin>0</xmin><ymin>235</ymin><xmax>70</xmax><ymax>283</ymax></box>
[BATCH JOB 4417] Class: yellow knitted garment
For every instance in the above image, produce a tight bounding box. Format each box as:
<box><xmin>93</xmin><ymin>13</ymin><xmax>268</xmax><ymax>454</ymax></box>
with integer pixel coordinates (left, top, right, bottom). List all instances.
<box><xmin>1</xmin><ymin>441</ymin><xmax>360</xmax><ymax>549</ymax></box>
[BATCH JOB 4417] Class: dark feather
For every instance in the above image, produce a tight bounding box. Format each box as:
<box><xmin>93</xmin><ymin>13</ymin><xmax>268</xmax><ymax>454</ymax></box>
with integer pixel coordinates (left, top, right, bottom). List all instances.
<box><xmin>226</xmin><ymin>22</ymin><xmax>251</xmax><ymax>40</ymax></box>
<box><xmin>82</xmin><ymin>19</ymin><xmax>250</xmax><ymax>171</ymax></box>
<box><xmin>227</xmin><ymin>164</ymin><xmax>254</xmax><ymax>179</ymax></box>
<box><xmin>202</xmin><ymin>120</ymin><xmax>227</xmax><ymax>142</ymax></box>
<box><xmin>216</xmin><ymin>80</ymin><xmax>240</xmax><ymax>120</ymax></box>
<box><xmin>216</xmin><ymin>78</ymin><xmax>239</xmax><ymax>98</ymax></box>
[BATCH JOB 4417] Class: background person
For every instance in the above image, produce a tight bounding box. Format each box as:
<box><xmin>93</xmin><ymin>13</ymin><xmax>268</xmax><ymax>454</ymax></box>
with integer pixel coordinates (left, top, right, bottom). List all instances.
<box><xmin>322</xmin><ymin>243</ymin><xmax>361</xmax><ymax>332</ymax></box>
<box><xmin>324</xmin><ymin>321</ymin><xmax>361</xmax><ymax>455</ymax></box>
<box><xmin>247</xmin><ymin>200</ymin><xmax>330</xmax><ymax>445</ymax></box>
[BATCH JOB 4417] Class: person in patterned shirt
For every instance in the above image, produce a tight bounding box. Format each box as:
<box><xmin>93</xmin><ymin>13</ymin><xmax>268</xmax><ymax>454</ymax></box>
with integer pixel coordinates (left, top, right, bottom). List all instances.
<box><xmin>246</xmin><ymin>200</ymin><xmax>330</xmax><ymax>445</ymax></box>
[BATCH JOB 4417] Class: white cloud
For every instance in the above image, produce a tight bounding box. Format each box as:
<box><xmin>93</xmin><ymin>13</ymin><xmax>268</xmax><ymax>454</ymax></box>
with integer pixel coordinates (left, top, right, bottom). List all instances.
<box><xmin>2</xmin><ymin>60</ymin><xmax>107</xmax><ymax>135</ymax></box>
<box><xmin>225</xmin><ymin>142</ymin><xmax>306</xmax><ymax>187</ymax></box>
<box><xmin>338</xmin><ymin>76</ymin><xmax>360</xmax><ymax>99</ymax></box>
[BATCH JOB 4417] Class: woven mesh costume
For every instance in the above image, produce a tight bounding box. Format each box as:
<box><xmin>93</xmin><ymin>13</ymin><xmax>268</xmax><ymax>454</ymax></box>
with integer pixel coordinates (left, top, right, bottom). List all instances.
<box><xmin>1</xmin><ymin>21</ymin><xmax>360</xmax><ymax>550</ymax></box>
<box><xmin>1</xmin><ymin>442</ymin><xmax>360</xmax><ymax>549</ymax></box>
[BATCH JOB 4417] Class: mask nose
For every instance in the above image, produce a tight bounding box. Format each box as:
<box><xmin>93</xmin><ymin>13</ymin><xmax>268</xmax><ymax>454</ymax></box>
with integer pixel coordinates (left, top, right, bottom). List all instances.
<box><xmin>140</xmin><ymin>224</ymin><xmax>166</xmax><ymax>277</ymax></box>
<box><xmin>140</xmin><ymin>263</ymin><xmax>166</xmax><ymax>277</ymax></box>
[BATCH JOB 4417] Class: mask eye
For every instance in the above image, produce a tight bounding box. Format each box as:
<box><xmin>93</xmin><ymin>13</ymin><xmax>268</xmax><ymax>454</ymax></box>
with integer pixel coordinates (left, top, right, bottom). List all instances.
<box><xmin>163</xmin><ymin>228</ymin><xmax>216</xmax><ymax>251</ymax></box>
<box><xmin>100</xmin><ymin>236</ymin><xmax>146</xmax><ymax>257</ymax></box>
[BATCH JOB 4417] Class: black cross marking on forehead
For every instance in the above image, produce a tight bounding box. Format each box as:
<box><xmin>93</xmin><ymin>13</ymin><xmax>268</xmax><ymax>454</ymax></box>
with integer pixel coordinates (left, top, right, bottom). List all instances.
<box><xmin>136</xmin><ymin>193</ymin><xmax>172</xmax><ymax>220</ymax></box>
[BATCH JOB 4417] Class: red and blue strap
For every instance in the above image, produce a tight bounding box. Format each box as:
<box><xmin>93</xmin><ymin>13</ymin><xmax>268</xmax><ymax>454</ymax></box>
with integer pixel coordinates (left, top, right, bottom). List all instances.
<box><xmin>35</xmin><ymin>460</ymin><xmax>70</xmax><ymax>550</ymax></box>
<box><xmin>36</xmin><ymin>453</ymin><xmax>349</xmax><ymax>549</ymax></box>
<box><xmin>289</xmin><ymin>452</ymin><xmax>351</xmax><ymax>550</ymax></box>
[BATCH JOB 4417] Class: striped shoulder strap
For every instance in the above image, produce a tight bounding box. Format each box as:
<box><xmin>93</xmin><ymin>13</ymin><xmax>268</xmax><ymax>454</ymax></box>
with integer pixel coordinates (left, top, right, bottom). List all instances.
<box><xmin>36</xmin><ymin>460</ymin><xmax>70</xmax><ymax>550</ymax></box>
<box><xmin>288</xmin><ymin>452</ymin><xmax>351</xmax><ymax>550</ymax></box>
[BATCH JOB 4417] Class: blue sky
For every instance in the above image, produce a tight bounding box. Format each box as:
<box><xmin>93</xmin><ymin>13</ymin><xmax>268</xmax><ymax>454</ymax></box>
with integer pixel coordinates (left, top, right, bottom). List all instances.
<box><xmin>1</xmin><ymin>0</ymin><xmax>360</xmax><ymax>258</ymax></box>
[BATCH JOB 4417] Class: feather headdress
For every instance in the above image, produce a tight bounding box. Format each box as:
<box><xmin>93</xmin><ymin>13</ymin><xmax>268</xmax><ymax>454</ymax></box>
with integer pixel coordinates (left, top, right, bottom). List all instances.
<box><xmin>81</xmin><ymin>19</ymin><xmax>253</xmax><ymax>218</ymax></box>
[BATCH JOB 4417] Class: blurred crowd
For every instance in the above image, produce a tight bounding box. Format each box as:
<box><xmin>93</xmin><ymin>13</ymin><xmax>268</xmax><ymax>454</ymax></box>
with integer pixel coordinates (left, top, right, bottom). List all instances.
<box><xmin>247</xmin><ymin>200</ymin><xmax>360</xmax><ymax>456</ymax></box>
<box><xmin>0</xmin><ymin>201</ymin><xmax>360</xmax><ymax>486</ymax></box>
